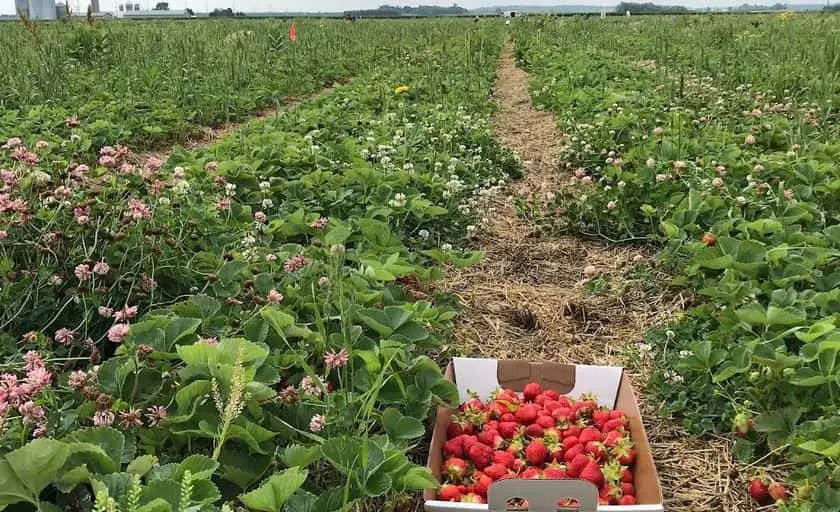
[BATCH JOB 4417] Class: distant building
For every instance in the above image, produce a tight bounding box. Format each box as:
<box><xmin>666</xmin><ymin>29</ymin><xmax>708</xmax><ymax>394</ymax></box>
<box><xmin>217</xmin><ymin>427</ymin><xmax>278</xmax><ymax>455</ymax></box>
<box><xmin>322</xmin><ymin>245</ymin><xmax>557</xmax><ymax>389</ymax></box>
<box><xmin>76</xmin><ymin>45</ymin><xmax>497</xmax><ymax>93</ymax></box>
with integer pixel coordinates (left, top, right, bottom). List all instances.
<box><xmin>14</xmin><ymin>0</ymin><xmax>29</xmax><ymax>16</ymax></box>
<box><xmin>55</xmin><ymin>1</ymin><xmax>65</xmax><ymax>17</ymax></box>
<box><xmin>18</xmin><ymin>0</ymin><xmax>57</xmax><ymax>19</ymax></box>
<box><xmin>502</xmin><ymin>10</ymin><xmax>517</xmax><ymax>17</ymax></box>
<box><xmin>122</xmin><ymin>8</ymin><xmax>195</xmax><ymax>17</ymax></box>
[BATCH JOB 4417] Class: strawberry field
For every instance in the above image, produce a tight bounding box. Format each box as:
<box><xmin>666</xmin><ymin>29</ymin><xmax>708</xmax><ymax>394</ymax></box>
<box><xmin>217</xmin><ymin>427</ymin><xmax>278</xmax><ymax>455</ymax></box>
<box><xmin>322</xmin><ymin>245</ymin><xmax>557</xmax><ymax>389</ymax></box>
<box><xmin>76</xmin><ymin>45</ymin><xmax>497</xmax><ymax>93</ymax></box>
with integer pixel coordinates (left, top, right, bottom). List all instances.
<box><xmin>1</xmin><ymin>12</ymin><xmax>839</xmax><ymax>512</ymax></box>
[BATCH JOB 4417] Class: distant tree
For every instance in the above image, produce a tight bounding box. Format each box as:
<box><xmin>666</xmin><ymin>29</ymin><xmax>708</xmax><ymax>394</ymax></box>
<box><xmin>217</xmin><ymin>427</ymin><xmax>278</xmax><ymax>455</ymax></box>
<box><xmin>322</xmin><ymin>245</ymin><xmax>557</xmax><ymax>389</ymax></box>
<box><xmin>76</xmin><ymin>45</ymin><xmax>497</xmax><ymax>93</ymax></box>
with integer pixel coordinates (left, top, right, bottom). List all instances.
<box><xmin>614</xmin><ymin>1</ymin><xmax>689</xmax><ymax>13</ymax></box>
<box><xmin>153</xmin><ymin>1</ymin><xmax>168</xmax><ymax>9</ymax></box>
<box><xmin>209</xmin><ymin>7</ymin><xmax>234</xmax><ymax>16</ymax></box>
<box><xmin>185</xmin><ymin>7</ymin><xmax>194</xmax><ymax>14</ymax></box>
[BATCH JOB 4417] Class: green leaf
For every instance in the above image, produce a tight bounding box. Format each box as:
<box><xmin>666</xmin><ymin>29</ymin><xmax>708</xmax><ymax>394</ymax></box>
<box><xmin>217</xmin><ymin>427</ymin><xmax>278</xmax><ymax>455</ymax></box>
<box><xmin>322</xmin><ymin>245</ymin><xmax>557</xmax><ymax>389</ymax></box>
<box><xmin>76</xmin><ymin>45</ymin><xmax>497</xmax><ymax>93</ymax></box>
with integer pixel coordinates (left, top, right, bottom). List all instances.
<box><xmin>321</xmin><ymin>437</ymin><xmax>360</xmax><ymax>474</ymax></box>
<box><xmin>5</xmin><ymin>439</ymin><xmax>71</xmax><ymax>497</ymax></box>
<box><xmin>791</xmin><ymin>367</ymin><xmax>828</xmax><ymax>386</ymax></box>
<box><xmin>134</xmin><ymin>498</ymin><xmax>172</xmax><ymax>512</ymax></box>
<box><xmin>141</xmin><ymin>479</ymin><xmax>181</xmax><ymax>509</ymax></box>
<box><xmin>219</xmin><ymin>260</ymin><xmax>248</xmax><ymax>285</ymax></box>
<box><xmin>176</xmin><ymin>455</ymin><xmax>219</xmax><ymax>481</ymax></box>
<box><xmin>397</xmin><ymin>466</ymin><xmax>439</xmax><ymax>491</ymax></box>
<box><xmin>238</xmin><ymin>468</ymin><xmax>309</xmax><ymax>512</ymax></box>
<box><xmin>261</xmin><ymin>307</ymin><xmax>296</xmax><ymax>336</ymax></box>
<box><xmin>324</xmin><ymin>225</ymin><xmax>352</xmax><ymax>246</ymax></box>
<box><xmin>64</xmin><ymin>427</ymin><xmax>125</xmax><ymax>469</ymax></box>
<box><xmin>735</xmin><ymin>303</ymin><xmax>766</xmax><ymax>325</ymax></box>
<box><xmin>127</xmin><ymin>455</ymin><xmax>159</xmax><ymax>477</ymax></box>
<box><xmin>280</xmin><ymin>445</ymin><xmax>322</xmax><ymax>468</ymax></box>
<box><xmin>381</xmin><ymin>408</ymin><xmax>425</xmax><ymax>440</ymax></box>
<box><xmin>798</xmin><ymin>439</ymin><xmax>840</xmax><ymax>459</ymax></box>
<box><xmin>766</xmin><ymin>305</ymin><xmax>807</xmax><ymax>326</ymax></box>
<box><xmin>0</xmin><ymin>458</ymin><xmax>35</xmax><ymax>507</ymax></box>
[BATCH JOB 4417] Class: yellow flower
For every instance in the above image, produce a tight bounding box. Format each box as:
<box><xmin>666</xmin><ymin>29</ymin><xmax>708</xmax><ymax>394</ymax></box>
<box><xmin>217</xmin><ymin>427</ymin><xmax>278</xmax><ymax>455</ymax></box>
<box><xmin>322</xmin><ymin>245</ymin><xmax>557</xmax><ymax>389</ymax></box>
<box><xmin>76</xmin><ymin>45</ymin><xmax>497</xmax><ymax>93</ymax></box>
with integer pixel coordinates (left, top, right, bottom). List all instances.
<box><xmin>394</xmin><ymin>85</ymin><xmax>409</xmax><ymax>94</ymax></box>
<box><xmin>779</xmin><ymin>11</ymin><xmax>795</xmax><ymax>21</ymax></box>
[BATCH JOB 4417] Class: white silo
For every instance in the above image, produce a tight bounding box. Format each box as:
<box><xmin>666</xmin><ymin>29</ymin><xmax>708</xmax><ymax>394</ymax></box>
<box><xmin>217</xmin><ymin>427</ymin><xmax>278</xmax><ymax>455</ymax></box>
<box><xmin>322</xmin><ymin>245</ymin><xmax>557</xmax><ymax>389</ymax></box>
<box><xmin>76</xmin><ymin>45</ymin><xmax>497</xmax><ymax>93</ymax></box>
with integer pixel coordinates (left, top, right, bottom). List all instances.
<box><xmin>27</xmin><ymin>0</ymin><xmax>58</xmax><ymax>19</ymax></box>
<box><xmin>14</xmin><ymin>0</ymin><xmax>30</xmax><ymax>16</ymax></box>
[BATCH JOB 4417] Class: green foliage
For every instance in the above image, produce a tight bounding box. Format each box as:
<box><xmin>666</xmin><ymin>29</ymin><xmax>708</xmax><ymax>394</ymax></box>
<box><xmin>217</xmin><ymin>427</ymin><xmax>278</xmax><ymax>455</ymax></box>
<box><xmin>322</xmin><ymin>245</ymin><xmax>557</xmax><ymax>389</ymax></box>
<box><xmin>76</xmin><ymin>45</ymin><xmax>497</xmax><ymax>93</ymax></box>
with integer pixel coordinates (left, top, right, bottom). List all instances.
<box><xmin>514</xmin><ymin>13</ymin><xmax>840</xmax><ymax>508</ymax></box>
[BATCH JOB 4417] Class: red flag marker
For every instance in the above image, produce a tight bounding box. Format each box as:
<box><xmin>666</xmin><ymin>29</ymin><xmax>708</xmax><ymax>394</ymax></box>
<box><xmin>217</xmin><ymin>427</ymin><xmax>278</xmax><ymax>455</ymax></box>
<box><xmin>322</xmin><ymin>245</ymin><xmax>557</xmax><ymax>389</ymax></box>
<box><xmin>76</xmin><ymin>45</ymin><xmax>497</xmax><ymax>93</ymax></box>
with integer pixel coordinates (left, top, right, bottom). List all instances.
<box><xmin>289</xmin><ymin>24</ymin><xmax>297</xmax><ymax>42</ymax></box>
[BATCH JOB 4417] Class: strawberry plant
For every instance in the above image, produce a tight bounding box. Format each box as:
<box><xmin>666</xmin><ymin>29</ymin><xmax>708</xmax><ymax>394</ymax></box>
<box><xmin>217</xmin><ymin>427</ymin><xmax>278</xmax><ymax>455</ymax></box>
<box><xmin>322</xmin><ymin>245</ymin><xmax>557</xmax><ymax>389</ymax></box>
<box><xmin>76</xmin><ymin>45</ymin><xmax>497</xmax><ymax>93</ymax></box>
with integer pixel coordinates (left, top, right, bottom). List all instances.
<box><xmin>513</xmin><ymin>13</ymin><xmax>840</xmax><ymax>509</ymax></box>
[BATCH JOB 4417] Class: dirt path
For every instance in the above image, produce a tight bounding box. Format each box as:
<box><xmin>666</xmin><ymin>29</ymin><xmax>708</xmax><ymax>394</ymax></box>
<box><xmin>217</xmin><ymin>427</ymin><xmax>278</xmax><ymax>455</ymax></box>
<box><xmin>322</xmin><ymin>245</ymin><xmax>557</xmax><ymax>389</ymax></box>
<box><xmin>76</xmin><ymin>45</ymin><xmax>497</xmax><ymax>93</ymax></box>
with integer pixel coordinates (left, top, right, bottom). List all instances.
<box><xmin>444</xmin><ymin>42</ymin><xmax>751</xmax><ymax>511</ymax></box>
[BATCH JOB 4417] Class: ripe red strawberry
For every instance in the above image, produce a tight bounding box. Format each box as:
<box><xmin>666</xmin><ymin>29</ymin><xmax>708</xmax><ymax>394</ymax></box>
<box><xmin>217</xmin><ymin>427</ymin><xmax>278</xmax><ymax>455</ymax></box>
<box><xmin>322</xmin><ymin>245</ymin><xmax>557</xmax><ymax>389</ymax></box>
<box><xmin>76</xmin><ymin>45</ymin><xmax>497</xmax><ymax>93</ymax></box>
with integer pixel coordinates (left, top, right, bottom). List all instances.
<box><xmin>592</xmin><ymin>409</ymin><xmax>611</xmax><ymax>428</ymax></box>
<box><xmin>520</xmin><ymin>467</ymin><xmax>542</xmax><ymax>479</ymax></box>
<box><xmin>598</xmin><ymin>497</ymin><xmax>610</xmax><ymax>506</ymax></box>
<box><xmin>461</xmin><ymin>492</ymin><xmax>485</xmax><ymax>504</ymax></box>
<box><xmin>579</xmin><ymin>459</ymin><xmax>604</xmax><ymax>487</ymax></box>
<box><xmin>579</xmin><ymin>427</ymin><xmax>602</xmax><ymax>444</ymax></box>
<box><xmin>446</xmin><ymin>421</ymin><xmax>465</xmax><ymax>439</ymax></box>
<box><xmin>525</xmin><ymin>439</ymin><xmax>548</xmax><ymax>466</ymax></box>
<box><xmin>620</xmin><ymin>482</ymin><xmax>635</xmax><ymax>496</ymax></box>
<box><xmin>748</xmin><ymin>477</ymin><xmax>769</xmax><ymax>502</ymax></box>
<box><xmin>612</xmin><ymin>439</ymin><xmax>636</xmax><ymax>466</ymax></box>
<box><xmin>515</xmin><ymin>404</ymin><xmax>539</xmax><ymax>424</ymax></box>
<box><xmin>544</xmin><ymin>389</ymin><xmax>560</xmax><ymax>400</ymax></box>
<box><xmin>493</xmin><ymin>388</ymin><xmax>519</xmax><ymax>406</ymax></box>
<box><xmin>484</xmin><ymin>463</ymin><xmax>509</xmax><ymax>481</ymax></box>
<box><xmin>500</xmin><ymin>413</ymin><xmax>516</xmax><ymax>422</ymax></box>
<box><xmin>511</xmin><ymin>457</ymin><xmax>526</xmax><ymax>473</ymax></box>
<box><xmin>486</xmin><ymin>402</ymin><xmax>510</xmax><ymax>419</ymax></box>
<box><xmin>535</xmin><ymin>415</ymin><xmax>555</xmax><ymax>429</ymax></box>
<box><xmin>702</xmin><ymin>232</ymin><xmax>717</xmax><ymax>246</ymax></box>
<box><xmin>534</xmin><ymin>393</ymin><xmax>549</xmax><ymax>406</ymax></box>
<box><xmin>563</xmin><ymin>443</ymin><xmax>584</xmax><ymax>462</ymax></box>
<box><xmin>585</xmin><ymin>441</ymin><xmax>606</xmax><ymax>461</ymax></box>
<box><xmin>543</xmin><ymin>467</ymin><xmax>567</xmax><ymax>479</ymax></box>
<box><xmin>562</xmin><ymin>435</ymin><xmax>580</xmax><ymax>451</ymax></box>
<box><xmin>525</xmin><ymin>423</ymin><xmax>545</xmax><ymax>438</ymax></box>
<box><xmin>472</xmin><ymin>472</ymin><xmax>493</xmax><ymax>497</ymax></box>
<box><xmin>556</xmin><ymin>396</ymin><xmax>571</xmax><ymax>408</ymax></box>
<box><xmin>620</xmin><ymin>466</ymin><xmax>633</xmax><ymax>483</ymax></box>
<box><xmin>603</xmin><ymin>417</ymin><xmax>627</xmax><ymax>432</ymax></box>
<box><xmin>618</xmin><ymin>495</ymin><xmax>637</xmax><ymax>505</ymax></box>
<box><xmin>486</xmin><ymin>420</ymin><xmax>500</xmax><ymax>432</ymax></box>
<box><xmin>523</xmin><ymin>382</ymin><xmax>542</xmax><ymax>401</ymax></box>
<box><xmin>574</xmin><ymin>400</ymin><xmax>597</xmax><ymax>420</ymax></box>
<box><xmin>567</xmin><ymin>453</ymin><xmax>589</xmax><ymax>478</ymax></box>
<box><xmin>443</xmin><ymin>437</ymin><xmax>464</xmax><ymax>458</ymax></box>
<box><xmin>477</xmin><ymin>429</ymin><xmax>503</xmax><ymax>449</ymax></box>
<box><xmin>468</xmin><ymin>442</ymin><xmax>493</xmax><ymax>470</ymax></box>
<box><xmin>604</xmin><ymin>430</ymin><xmax>624</xmax><ymax>448</ymax></box>
<box><xmin>498</xmin><ymin>421</ymin><xmax>520</xmax><ymax>439</ymax></box>
<box><xmin>461</xmin><ymin>435</ymin><xmax>479</xmax><ymax>452</ymax></box>
<box><xmin>442</xmin><ymin>458</ymin><xmax>467</xmax><ymax>482</ymax></box>
<box><xmin>768</xmin><ymin>482</ymin><xmax>787</xmax><ymax>502</ymax></box>
<box><xmin>498</xmin><ymin>473</ymin><xmax>516</xmax><ymax>481</ymax></box>
<box><xmin>609</xmin><ymin>410</ymin><xmax>625</xmax><ymax>420</ymax></box>
<box><xmin>493</xmin><ymin>450</ymin><xmax>515</xmax><ymax>469</ymax></box>
<box><xmin>562</xmin><ymin>425</ymin><xmax>581</xmax><ymax>439</ymax></box>
<box><xmin>552</xmin><ymin>407</ymin><xmax>574</xmax><ymax>423</ymax></box>
<box><xmin>542</xmin><ymin>400</ymin><xmax>559</xmax><ymax>412</ymax></box>
<box><xmin>461</xmin><ymin>397</ymin><xmax>485</xmax><ymax>413</ymax></box>
<box><xmin>438</xmin><ymin>484</ymin><xmax>462</xmax><ymax>502</ymax></box>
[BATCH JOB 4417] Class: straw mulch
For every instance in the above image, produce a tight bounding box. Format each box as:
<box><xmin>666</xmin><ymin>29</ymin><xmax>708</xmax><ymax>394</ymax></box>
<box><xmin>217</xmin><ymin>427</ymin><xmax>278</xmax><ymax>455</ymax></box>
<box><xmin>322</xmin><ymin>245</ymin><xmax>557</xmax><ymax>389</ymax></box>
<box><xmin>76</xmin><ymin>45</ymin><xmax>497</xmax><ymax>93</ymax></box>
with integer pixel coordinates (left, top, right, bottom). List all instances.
<box><xmin>439</xmin><ymin>42</ymin><xmax>755</xmax><ymax>512</ymax></box>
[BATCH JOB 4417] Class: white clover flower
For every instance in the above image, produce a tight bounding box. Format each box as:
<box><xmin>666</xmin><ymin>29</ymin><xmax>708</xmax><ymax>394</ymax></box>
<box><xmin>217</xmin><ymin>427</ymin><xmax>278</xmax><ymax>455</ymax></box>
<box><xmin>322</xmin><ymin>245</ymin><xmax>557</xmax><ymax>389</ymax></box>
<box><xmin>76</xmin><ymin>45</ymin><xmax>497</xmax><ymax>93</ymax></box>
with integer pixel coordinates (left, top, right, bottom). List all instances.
<box><xmin>441</xmin><ymin>243</ymin><xmax>452</xmax><ymax>251</ymax></box>
<box><xmin>418</xmin><ymin>229</ymin><xmax>430</xmax><ymax>240</ymax></box>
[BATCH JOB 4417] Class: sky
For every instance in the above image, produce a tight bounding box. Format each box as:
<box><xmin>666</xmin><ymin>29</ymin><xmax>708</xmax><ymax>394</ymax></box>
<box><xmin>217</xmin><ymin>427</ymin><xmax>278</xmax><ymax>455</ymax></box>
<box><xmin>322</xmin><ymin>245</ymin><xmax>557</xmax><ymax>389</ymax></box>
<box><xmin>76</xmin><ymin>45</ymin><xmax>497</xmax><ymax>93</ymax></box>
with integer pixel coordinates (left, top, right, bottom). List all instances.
<box><xmin>1</xmin><ymin>0</ymin><xmax>826</xmax><ymax>18</ymax></box>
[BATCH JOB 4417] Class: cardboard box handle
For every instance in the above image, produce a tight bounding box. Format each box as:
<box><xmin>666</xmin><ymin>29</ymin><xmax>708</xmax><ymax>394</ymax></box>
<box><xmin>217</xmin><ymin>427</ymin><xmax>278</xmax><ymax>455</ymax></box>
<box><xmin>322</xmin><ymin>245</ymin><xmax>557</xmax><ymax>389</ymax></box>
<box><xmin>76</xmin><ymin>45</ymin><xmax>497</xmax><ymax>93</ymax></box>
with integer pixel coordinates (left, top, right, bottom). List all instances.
<box><xmin>487</xmin><ymin>479</ymin><xmax>598</xmax><ymax>512</ymax></box>
<box><xmin>497</xmin><ymin>360</ymin><xmax>576</xmax><ymax>395</ymax></box>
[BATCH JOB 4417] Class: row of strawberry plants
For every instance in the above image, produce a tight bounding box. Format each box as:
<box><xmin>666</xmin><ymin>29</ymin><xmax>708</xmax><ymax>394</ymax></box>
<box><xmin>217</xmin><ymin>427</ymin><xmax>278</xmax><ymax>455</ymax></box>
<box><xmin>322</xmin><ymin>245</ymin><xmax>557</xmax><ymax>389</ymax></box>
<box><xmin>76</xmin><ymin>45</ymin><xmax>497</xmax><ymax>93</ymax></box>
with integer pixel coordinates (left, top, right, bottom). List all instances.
<box><xmin>0</xmin><ymin>20</ymin><xmax>517</xmax><ymax>511</ymax></box>
<box><xmin>513</xmin><ymin>14</ymin><xmax>840</xmax><ymax>510</ymax></box>
<box><xmin>1</xmin><ymin>19</ymin><xmax>434</xmax><ymax>153</ymax></box>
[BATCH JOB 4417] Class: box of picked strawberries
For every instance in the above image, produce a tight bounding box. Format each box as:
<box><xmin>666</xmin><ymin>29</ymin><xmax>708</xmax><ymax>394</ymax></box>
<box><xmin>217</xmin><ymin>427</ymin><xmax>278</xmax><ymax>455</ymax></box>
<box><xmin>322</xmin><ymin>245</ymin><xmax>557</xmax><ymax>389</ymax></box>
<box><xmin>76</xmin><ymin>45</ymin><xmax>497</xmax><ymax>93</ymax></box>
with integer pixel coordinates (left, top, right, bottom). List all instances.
<box><xmin>423</xmin><ymin>358</ymin><xmax>663</xmax><ymax>511</ymax></box>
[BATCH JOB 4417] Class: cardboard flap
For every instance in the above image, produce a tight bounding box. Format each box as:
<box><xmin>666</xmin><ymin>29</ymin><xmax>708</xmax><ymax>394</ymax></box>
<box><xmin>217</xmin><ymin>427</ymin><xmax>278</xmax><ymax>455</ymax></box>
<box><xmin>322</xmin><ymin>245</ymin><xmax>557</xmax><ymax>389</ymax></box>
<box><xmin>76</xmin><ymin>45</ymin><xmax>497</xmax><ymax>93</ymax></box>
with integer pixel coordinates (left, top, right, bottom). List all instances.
<box><xmin>487</xmin><ymin>479</ymin><xmax>597</xmax><ymax>511</ymax></box>
<box><xmin>453</xmin><ymin>358</ymin><xmax>624</xmax><ymax>408</ymax></box>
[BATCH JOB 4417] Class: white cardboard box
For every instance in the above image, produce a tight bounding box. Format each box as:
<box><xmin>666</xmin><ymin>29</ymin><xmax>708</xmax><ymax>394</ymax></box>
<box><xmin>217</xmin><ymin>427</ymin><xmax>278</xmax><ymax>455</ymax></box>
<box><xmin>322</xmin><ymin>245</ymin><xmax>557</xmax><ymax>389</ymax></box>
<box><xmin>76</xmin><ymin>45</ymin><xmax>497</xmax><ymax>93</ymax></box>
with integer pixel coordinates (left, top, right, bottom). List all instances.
<box><xmin>423</xmin><ymin>357</ymin><xmax>664</xmax><ymax>512</ymax></box>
